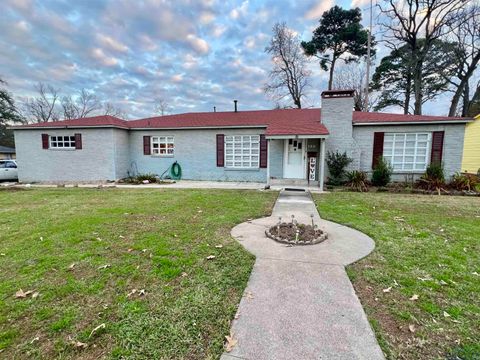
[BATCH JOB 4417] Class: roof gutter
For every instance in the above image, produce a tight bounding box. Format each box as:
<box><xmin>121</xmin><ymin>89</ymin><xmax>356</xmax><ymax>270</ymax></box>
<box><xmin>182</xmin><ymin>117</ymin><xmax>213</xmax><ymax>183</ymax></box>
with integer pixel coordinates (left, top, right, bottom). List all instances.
<box><xmin>265</xmin><ymin>134</ymin><xmax>329</xmax><ymax>139</ymax></box>
<box><xmin>353</xmin><ymin>120</ymin><xmax>472</xmax><ymax>126</ymax></box>
<box><xmin>10</xmin><ymin>125</ymin><xmax>130</xmax><ymax>130</ymax></box>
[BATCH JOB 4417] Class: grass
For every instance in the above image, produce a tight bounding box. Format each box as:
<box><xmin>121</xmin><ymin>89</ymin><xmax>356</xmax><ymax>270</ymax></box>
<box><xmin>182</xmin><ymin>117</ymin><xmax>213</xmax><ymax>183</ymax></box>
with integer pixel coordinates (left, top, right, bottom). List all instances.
<box><xmin>314</xmin><ymin>192</ymin><xmax>480</xmax><ymax>360</ymax></box>
<box><xmin>0</xmin><ymin>188</ymin><xmax>277</xmax><ymax>359</ymax></box>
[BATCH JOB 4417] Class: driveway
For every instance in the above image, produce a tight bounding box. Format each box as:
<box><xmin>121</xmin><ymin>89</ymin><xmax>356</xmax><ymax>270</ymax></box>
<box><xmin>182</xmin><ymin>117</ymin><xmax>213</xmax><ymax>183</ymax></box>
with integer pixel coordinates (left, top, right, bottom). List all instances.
<box><xmin>221</xmin><ymin>190</ymin><xmax>385</xmax><ymax>360</ymax></box>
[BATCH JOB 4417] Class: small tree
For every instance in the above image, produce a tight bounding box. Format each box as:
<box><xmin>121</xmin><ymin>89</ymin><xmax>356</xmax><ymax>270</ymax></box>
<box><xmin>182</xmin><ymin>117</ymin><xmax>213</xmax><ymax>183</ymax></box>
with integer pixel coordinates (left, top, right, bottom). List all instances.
<box><xmin>326</xmin><ymin>151</ymin><xmax>353</xmax><ymax>185</ymax></box>
<box><xmin>371</xmin><ymin>157</ymin><xmax>393</xmax><ymax>187</ymax></box>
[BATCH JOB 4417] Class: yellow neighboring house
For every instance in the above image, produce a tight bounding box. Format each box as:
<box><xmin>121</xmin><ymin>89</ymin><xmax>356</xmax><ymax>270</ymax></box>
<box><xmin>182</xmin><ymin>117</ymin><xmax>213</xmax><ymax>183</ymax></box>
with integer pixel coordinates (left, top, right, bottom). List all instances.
<box><xmin>462</xmin><ymin>114</ymin><xmax>480</xmax><ymax>174</ymax></box>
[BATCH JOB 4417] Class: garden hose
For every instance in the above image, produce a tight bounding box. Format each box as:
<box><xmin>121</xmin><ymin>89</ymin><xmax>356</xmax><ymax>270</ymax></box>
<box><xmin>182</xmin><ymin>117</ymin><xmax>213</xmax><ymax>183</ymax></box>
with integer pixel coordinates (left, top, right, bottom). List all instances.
<box><xmin>169</xmin><ymin>161</ymin><xmax>182</xmax><ymax>180</ymax></box>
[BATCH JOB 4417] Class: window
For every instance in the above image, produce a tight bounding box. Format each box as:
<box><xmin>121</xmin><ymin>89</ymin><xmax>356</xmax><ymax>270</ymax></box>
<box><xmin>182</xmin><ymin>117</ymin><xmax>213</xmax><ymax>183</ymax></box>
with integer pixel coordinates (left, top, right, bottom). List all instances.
<box><xmin>5</xmin><ymin>161</ymin><xmax>17</xmax><ymax>168</ymax></box>
<box><xmin>383</xmin><ymin>133</ymin><xmax>431</xmax><ymax>172</ymax></box>
<box><xmin>50</xmin><ymin>135</ymin><xmax>76</xmax><ymax>149</ymax></box>
<box><xmin>225</xmin><ymin>135</ymin><xmax>260</xmax><ymax>168</ymax></box>
<box><xmin>151</xmin><ymin>136</ymin><xmax>174</xmax><ymax>156</ymax></box>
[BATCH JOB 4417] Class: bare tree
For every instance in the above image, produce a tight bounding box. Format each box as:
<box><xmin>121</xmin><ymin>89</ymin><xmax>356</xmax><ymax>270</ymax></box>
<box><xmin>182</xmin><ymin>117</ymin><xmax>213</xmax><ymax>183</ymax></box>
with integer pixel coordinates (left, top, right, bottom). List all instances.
<box><xmin>25</xmin><ymin>83</ymin><xmax>60</xmax><ymax>122</ymax></box>
<box><xmin>379</xmin><ymin>0</ymin><xmax>468</xmax><ymax>114</ymax></box>
<box><xmin>333</xmin><ymin>64</ymin><xmax>379</xmax><ymax>111</ymax></box>
<box><xmin>61</xmin><ymin>89</ymin><xmax>102</xmax><ymax>119</ymax></box>
<box><xmin>442</xmin><ymin>4</ymin><xmax>480</xmax><ymax>116</ymax></box>
<box><xmin>103</xmin><ymin>102</ymin><xmax>128</xmax><ymax>119</ymax></box>
<box><xmin>154</xmin><ymin>98</ymin><xmax>170</xmax><ymax>116</ymax></box>
<box><xmin>264</xmin><ymin>22</ymin><xmax>311</xmax><ymax>108</ymax></box>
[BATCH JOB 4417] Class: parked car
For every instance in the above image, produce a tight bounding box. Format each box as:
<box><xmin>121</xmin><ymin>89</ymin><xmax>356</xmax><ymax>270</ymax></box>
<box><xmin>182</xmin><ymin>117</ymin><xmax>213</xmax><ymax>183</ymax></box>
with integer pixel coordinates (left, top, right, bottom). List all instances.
<box><xmin>0</xmin><ymin>160</ymin><xmax>18</xmax><ymax>181</ymax></box>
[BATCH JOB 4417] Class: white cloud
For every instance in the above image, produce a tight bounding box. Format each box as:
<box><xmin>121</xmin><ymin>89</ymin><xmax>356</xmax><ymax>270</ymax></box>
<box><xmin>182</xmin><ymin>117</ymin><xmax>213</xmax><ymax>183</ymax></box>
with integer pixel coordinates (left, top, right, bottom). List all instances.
<box><xmin>171</xmin><ymin>74</ymin><xmax>183</xmax><ymax>83</ymax></box>
<box><xmin>212</xmin><ymin>25</ymin><xmax>227</xmax><ymax>38</ymax></box>
<box><xmin>304</xmin><ymin>0</ymin><xmax>334</xmax><ymax>20</ymax></box>
<box><xmin>230</xmin><ymin>1</ymin><xmax>249</xmax><ymax>19</ymax></box>
<box><xmin>97</xmin><ymin>34</ymin><xmax>129</xmax><ymax>53</ymax></box>
<box><xmin>90</xmin><ymin>48</ymin><xmax>118</xmax><ymax>67</ymax></box>
<box><xmin>351</xmin><ymin>0</ymin><xmax>372</xmax><ymax>7</ymax></box>
<box><xmin>199</xmin><ymin>11</ymin><xmax>215</xmax><ymax>24</ymax></box>
<box><xmin>14</xmin><ymin>20</ymin><xmax>30</xmax><ymax>33</ymax></box>
<box><xmin>186</xmin><ymin>34</ymin><xmax>210</xmax><ymax>54</ymax></box>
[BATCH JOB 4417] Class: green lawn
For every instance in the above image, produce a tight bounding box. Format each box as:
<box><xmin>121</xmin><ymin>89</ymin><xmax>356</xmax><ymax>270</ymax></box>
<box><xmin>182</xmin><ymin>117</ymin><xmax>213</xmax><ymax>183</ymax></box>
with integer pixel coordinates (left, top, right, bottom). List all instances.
<box><xmin>0</xmin><ymin>188</ymin><xmax>277</xmax><ymax>359</ymax></box>
<box><xmin>315</xmin><ymin>193</ymin><xmax>480</xmax><ymax>360</ymax></box>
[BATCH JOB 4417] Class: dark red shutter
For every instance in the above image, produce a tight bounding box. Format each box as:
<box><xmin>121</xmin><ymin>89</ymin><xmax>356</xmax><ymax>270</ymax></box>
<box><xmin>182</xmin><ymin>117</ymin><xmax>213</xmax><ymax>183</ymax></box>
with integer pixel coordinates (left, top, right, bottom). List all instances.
<box><xmin>143</xmin><ymin>136</ymin><xmax>151</xmax><ymax>155</ymax></box>
<box><xmin>41</xmin><ymin>134</ymin><xmax>49</xmax><ymax>149</ymax></box>
<box><xmin>372</xmin><ymin>132</ymin><xmax>384</xmax><ymax>169</ymax></box>
<box><xmin>259</xmin><ymin>134</ymin><xmax>267</xmax><ymax>168</ymax></box>
<box><xmin>216</xmin><ymin>134</ymin><xmax>224</xmax><ymax>167</ymax></box>
<box><xmin>430</xmin><ymin>131</ymin><xmax>444</xmax><ymax>165</ymax></box>
<box><xmin>74</xmin><ymin>133</ymin><xmax>82</xmax><ymax>149</ymax></box>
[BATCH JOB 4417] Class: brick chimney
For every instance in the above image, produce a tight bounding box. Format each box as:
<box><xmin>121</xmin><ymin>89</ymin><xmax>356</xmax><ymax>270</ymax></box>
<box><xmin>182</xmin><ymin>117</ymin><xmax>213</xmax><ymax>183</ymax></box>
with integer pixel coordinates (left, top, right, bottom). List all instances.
<box><xmin>320</xmin><ymin>90</ymin><xmax>358</xmax><ymax>169</ymax></box>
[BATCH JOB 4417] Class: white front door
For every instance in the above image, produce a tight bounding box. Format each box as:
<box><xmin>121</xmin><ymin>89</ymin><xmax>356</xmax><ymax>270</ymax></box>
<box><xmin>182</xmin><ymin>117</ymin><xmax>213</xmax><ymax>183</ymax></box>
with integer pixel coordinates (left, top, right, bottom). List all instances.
<box><xmin>283</xmin><ymin>139</ymin><xmax>305</xmax><ymax>179</ymax></box>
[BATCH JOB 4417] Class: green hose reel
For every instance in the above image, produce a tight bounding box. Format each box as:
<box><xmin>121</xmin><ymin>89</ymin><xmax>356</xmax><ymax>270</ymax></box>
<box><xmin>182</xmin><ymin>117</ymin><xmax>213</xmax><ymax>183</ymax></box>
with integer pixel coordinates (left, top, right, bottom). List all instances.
<box><xmin>169</xmin><ymin>161</ymin><xmax>182</xmax><ymax>180</ymax></box>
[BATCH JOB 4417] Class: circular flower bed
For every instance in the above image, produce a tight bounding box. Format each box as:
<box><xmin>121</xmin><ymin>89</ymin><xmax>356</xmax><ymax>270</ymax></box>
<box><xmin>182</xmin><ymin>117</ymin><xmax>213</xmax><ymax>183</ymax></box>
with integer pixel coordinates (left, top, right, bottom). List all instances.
<box><xmin>265</xmin><ymin>222</ymin><xmax>327</xmax><ymax>245</ymax></box>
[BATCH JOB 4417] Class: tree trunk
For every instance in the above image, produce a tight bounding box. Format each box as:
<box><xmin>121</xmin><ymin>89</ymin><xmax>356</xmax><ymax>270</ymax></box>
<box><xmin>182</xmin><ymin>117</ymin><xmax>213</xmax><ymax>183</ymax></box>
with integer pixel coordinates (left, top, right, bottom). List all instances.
<box><xmin>413</xmin><ymin>60</ymin><xmax>423</xmax><ymax>115</ymax></box>
<box><xmin>462</xmin><ymin>82</ymin><xmax>470</xmax><ymax>117</ymax></box>
<box><xmin>328</xmin><ymin>59</ymin><xmax>336</xmax><ymax>90</ymax></box>
<box><xmin>448</xmin><ymin>52</ymin><xmax>480</xmax><ymax>116</ymax></box>
<box><xmin>404</xmin><ymin>73</ymin><xmax>412</xmax><ymax>114</ymax></box>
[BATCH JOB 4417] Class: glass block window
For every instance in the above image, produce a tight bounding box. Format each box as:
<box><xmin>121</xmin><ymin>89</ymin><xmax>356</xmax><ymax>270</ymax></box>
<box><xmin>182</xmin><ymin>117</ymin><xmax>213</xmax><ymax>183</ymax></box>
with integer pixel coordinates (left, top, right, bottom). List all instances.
<box><xmin>383</xmin><ymin>133</ymin><xmax>431</xmax><ymax>171</ymax></box>
<box><xmin>225</xmin><ymin>135</ymin><xmax>260</xmax><ymax>168</ymax></box>
<box><xmin>50</xmin><ymin>135</ymin><xmax>76</xmax><ymax>149</ymax></box>
<box><xmin>151</xmin><ymin>136</ymin><xmax>174</xmax><ymax>156</ymax></box>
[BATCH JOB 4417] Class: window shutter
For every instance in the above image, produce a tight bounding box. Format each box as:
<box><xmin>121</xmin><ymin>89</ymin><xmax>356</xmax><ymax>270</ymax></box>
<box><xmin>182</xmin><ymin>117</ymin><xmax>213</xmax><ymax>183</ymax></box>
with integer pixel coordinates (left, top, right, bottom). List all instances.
<box><xmin>143</xmin><ymin>136</ymin><xmax>151</xmax><ymax>155</ymax></box>
<box><xmin>74</xmin><ymin>133</ymin><xmax>82</xmax><ymax>149</ymax></box>
<box><xmin>430</xmin><ymin>131</ymin><xmax>444</xmax><ymax>165</ymax></box>
<box><xmin>372</xmin><ymin>132</ymin><xmax>384</xmax><ymax>169</ymax></box>
<box><xmin>41</xmin><ymin>134</ymin><xmax>49</xmax><ymax>149</ymax></box>
<box><xmin>216</xmin><ymin>134</ymin><xmax>224</xmax><ymax>167</ymax></box>
<box><xmin>259</xmin><ymin>134</ymin><xmax>267</xmax><ymax>168</ymax></box>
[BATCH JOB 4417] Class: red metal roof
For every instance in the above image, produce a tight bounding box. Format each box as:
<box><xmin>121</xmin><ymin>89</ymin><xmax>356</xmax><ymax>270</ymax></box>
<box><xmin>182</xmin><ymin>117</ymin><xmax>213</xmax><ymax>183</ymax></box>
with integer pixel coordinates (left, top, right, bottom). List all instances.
<box><xmin>12</xmin><ymin>109</ymin><xmax>470</xmax><ymax>136</ymax></box>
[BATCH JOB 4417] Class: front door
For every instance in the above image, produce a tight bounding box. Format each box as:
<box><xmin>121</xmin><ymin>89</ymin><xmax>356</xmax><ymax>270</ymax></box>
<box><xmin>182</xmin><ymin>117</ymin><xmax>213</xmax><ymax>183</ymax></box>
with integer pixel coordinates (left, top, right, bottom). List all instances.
<box><xmin>283</xmin><ymin>139</ymin><xmax>305</xmax><ymax>179</ymax></box>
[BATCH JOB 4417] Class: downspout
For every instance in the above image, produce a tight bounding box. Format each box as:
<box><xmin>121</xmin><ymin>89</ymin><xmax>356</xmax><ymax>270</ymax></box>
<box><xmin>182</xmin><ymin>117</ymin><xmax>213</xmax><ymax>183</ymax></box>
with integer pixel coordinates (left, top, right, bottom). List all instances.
<box><xmin>319</xmin><ymin>139</ymin><xmax>326</xmax><ymax>191</ymax></box>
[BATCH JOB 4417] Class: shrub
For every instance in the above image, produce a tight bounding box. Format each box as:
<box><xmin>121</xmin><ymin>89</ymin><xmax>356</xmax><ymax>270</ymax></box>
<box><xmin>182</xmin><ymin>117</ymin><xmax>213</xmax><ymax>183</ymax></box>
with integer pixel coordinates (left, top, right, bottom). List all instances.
<box><xmin>371</xmin><ymin>157</ymin><xmax>393</xmax><ymax>187</ymax></box>
<box><xmin>416</xmin><ymin>163</ymin><xmax>445</xmax><ymax>191</ymax></box>
<box><xmin>449</xmin><ymin>173</ymin><xmax>479</xmax><ymax>192</ymax></box>
<box><xmin>346</xmin><ymin>170</ymin><xmax>369</xmax><ymax>192</ymax></box>
<box><xmin>326</xmin><ymin>151</ymin><xmax>353</xmax><ymax>185</ymax></box>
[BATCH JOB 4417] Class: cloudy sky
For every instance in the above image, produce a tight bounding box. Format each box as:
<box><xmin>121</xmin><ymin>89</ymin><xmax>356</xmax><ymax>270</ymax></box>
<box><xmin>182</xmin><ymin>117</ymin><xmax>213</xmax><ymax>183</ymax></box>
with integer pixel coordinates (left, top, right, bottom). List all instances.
<box><xmin>0</xmin><ymin>0</ymin><xmax>450</xmax><ymax>119</ymax></box>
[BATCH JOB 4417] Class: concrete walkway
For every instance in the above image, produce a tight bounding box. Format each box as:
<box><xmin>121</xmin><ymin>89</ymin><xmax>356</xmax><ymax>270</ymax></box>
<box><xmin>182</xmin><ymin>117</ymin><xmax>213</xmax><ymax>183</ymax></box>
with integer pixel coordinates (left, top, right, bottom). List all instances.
<box><xmin>222</xmin><ymin>190</ymin><xmax>385</xmax><ymax>360</ymax></box>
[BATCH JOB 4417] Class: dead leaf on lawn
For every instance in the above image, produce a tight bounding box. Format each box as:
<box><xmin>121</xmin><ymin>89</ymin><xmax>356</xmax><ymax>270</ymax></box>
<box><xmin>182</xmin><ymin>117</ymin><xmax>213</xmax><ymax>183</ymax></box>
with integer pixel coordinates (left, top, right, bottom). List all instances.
<box><xmin>15</xmin><ymin>289</ymin><xmax>33</xmax><ymax>298</ymax></box>
<box><xmin>181</xmin><ymin>272</ymin><xmax>188</xmax><ymax>277</ymax></box>
<box><xmin>206</xmin><ymin>255</ymin><xmax>216</xmax><ymax>260</ymax></box>
<box><xmin>138</xmin><ymin>289</ymin><xmax>146</xmax><ymax>296</ymax></box>
<box><xmin>127</xmin><ymin>289</ymin><xmax>137</xmax><ymax>297</ymax></box>
<box><xmin>225</xmin><ymin>332</ymin><xmax>237</xmax><ymax>352</ymax></box>
<box><xmin>98</xmin><ymin>264</ymin><xmax>111</xmax><ymax>270</ymax></box>
<box><xmin>96</xmin><ymin>237</ymin><xmax>102</xmax><ymax>241</ymax></box>
<box><xmin>127</xmin><ymin>248</ymin><xmax>134</xmax><ymax>252</ymax></box>
<box><xmin>68</xmin><ymin>263</ymin><xmax>76</xmax><ymax>271</ymax></box>
<box><xmin>234</xmin><ymin>312</ymin><xmax>240</xmax><ymax>320</ymax></box>
<box><xmin>0</xmin><ymin>253</ymin><xmax>5</xmax><ymax>256</ymax></box>
<box><xmin>418</xmin><ymin>276</ymin><xmax>433</xmax><ymax>282</ymax></box>
<box><xmin>32</xmin><ymin>292</ymin><xmax>40</xmax><ymax>299</ymax></box>
<box><xmin>119</xmin><ymin>235</ymin><xmax>125</xmax><ymax>239</ymax></box>
<box><xmin>382</xmin><ymin>287</ymin><xmax>392</xmax><ymax>293</ymax></box>
<box><xmin>439</xmin><ymin>280</ymin><xmax>448</xmax><ymax>286</ymax></box>
<box><xmin>443</xmin><ymin>311</ymin><xmax>451</xmax><ymax>318</ymax></box>
<box><xmin>409</xmin><ymin>294</ymin><xmax>419</xmax><ymax>301</ymax></box>
<box><xmin>70</xmin><ymin>338</ymin><xmax>88</xmax><ymax>349</ymax></box>
<box><xmin>89</xmin><ymin>323</ymin><xmax>106</xmax><ymax>338</ymax></box>
<box><xmin>472</xmin><ymin>272</ymin><xmax>479</xmax><ymax>276</ymax></box>
<box><xmin>30</xmin><ymin>336</ymin><xmax>40</xmax><ymax>344</ymax></box>
<box><xmin>215</xmin><ymin>245</ymin><xmax>223</xmax><ymax>248</ymax></box>
<box><xmin>408</xmin><ymin>324</ymin><xmax>416</xmax><ymax>333</ymax></box>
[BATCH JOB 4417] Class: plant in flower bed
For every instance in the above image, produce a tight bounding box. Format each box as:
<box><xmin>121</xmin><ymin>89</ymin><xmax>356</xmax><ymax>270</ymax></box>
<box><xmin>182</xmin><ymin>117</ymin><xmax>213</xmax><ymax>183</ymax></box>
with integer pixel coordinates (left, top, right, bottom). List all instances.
<box><xmin>346</xmin><ymin>170</ymin><xmax>369</xmax><ymax>192</ymax></box>
<box><xmin>449</xmin><ymin>172</ymin><xmax>479</xmax><ymax>192</ymax></box>
<box><xmin>416</xmin><ymin>163</ymin><xmax>446</xmax><ymax>192</ymax></box>
<box><xmin>266</xmin><ymin>216</ymin><xmax>327</xmax><ymax>245</ymax></box>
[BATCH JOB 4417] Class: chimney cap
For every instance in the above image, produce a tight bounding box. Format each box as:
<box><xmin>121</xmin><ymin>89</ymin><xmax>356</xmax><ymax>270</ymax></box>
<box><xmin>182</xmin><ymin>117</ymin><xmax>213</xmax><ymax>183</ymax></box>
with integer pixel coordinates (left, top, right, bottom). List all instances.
<box><xmin>321</xmin><ymin>89</ymin><xmax>355</xmax><ymax>98</ymax></box>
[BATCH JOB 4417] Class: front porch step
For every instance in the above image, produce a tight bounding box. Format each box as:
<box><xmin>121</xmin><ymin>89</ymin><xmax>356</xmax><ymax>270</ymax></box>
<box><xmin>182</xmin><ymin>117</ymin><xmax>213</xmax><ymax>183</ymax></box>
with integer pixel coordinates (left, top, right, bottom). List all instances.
<box><xmin>269</xmin><ymin>178</ymin><xmax>320</xmax><ymax>187</ymax></box>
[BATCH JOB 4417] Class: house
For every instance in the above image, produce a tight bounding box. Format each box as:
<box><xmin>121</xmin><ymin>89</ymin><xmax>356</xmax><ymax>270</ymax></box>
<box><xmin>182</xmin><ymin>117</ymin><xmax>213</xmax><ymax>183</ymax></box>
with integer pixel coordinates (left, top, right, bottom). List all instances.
<box><xmin>461</xmin><ymin>113</ymin><xmax>480</xmax><ymax>174</ymax></box>
<box><xmin>0</xmin><ymin>145</ymin><xmax>15</xmax><ymax>160</ymax></box>
<box><xmin>12</xmin><ymin>90</ymin><xmax>472</xmax><ymax>189</ymax></box>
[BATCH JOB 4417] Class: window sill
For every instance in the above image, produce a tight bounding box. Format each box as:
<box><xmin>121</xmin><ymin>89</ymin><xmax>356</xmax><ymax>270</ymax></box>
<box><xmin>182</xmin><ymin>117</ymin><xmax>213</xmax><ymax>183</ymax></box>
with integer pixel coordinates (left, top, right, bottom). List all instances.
<box><xmin>49</xmin><ymin>148</ymin><xmax>76</xmax><ymax>151</ymax></box>
<box><xmin>151</xmin><ymin>155</ymin><xmax>174</xmax><ymax>158</ymax></box>
<box><xmin>225</xmin><ymin>167</ymin><xmax>260</xmax><ymax>171</ymax></box>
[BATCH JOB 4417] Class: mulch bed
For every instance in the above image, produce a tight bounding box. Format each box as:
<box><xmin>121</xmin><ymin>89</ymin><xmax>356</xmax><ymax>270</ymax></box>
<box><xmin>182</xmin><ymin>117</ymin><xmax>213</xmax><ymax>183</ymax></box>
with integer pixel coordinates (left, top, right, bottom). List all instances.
<box><xmin>266</xmin><ymin>222</ymin><xmax>327</xmax><ymax>245</ymax></box>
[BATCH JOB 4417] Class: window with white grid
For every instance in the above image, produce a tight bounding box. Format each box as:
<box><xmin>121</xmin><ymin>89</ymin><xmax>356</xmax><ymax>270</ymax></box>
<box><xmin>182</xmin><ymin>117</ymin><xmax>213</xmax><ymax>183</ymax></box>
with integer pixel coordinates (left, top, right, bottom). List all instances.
<box><xmin>383</xmin><ymin>133</ymin><xmax>431</xmax><ymax>172</ymax></box>
<box><xmin>225</xmin><ymin>135</ymin><xmax>260</xmax><ymax>168</ymax></box>
<box><xmin>151</xmin><ymin>136</ymin><xmax>174</xmax><ymax>156</ymax></box>
<box><xmin>50</xmin><ymin>135</ymin><xmax>76</xmax><ymax>149</ymax></box>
